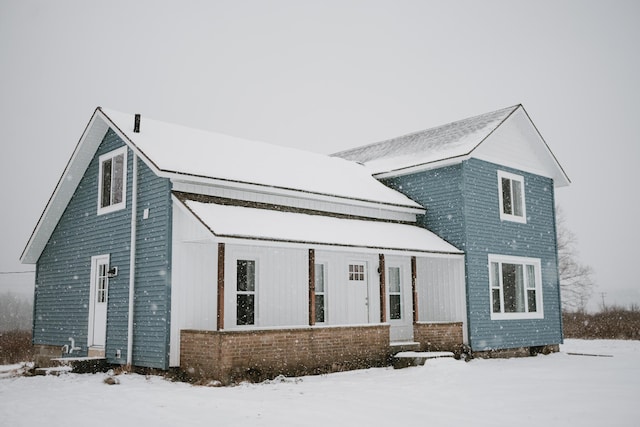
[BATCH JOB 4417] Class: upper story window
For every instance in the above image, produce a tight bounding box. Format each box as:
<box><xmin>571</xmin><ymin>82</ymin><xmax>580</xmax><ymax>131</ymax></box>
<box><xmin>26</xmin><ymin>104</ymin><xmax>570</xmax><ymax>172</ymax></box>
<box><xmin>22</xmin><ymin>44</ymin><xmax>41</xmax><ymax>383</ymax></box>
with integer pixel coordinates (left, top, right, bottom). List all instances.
<box><xmin>498</xmin><ymin>170</ymin><xmax>526</xmax><ymax>223</ymax></box>
<box><xmin>97</xmin><ymin>147</ymin><xmax>127</xmax><ymax>215</ymax></box>
<box><xmin>489</xmin><ymin>254</ymin><xmax>543</xmax><ymax>320</ymax></box>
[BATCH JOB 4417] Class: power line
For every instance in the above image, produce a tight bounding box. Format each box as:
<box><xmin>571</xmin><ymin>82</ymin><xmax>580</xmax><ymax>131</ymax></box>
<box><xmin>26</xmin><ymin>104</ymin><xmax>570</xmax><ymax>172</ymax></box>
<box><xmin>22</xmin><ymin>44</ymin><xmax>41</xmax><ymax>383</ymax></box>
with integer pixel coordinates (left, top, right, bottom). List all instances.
<box><xmin>0</xmin><ymin>271</ymin><xmax>35</xmax><ymax>275</ymax></box>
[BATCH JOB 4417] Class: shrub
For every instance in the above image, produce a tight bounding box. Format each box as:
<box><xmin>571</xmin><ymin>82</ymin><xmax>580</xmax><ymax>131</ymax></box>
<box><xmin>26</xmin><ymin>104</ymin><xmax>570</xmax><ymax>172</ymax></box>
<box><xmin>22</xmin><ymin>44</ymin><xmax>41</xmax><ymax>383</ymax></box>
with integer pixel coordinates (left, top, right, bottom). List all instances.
<box><xmin>0</xmin><ymin>330</ymin><xmax>33</xmax><ymax>364</ymax></box>
<box><xmin>563</xmin><ymin>307</ymin><xmax>640</xmax><ymax>340</ymax></box>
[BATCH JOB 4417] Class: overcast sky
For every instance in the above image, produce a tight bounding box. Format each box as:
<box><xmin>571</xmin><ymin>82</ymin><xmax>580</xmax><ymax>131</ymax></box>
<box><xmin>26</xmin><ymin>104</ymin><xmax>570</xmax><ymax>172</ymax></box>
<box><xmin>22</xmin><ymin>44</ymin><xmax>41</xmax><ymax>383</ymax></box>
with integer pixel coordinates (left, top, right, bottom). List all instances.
<box><xmin>1</xmin><ymin>0</ymin><xmax>638</xmax><ymax>310</ymax></box>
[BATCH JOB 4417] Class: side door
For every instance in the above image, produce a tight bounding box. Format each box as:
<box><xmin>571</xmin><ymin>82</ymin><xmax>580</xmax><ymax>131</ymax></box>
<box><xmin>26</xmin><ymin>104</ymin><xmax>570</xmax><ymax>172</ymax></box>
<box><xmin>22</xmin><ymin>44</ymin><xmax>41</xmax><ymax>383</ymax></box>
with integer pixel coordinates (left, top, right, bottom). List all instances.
<box><xmin>88</xmin><ymin>254</ymin><xmax>110</xmax><ymax>349</ymax></box>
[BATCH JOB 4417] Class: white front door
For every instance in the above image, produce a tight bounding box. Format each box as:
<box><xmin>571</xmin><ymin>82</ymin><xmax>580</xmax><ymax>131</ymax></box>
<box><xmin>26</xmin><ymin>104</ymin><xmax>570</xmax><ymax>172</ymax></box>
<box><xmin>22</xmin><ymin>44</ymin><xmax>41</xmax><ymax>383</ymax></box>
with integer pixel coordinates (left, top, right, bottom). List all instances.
<box><xmin>387</xmin><ymin>263</ymin><xmax>413</xmax><ymax>342</ymax></box>
<box><xmin>88</xmin><ymin>255</ymin><xmax>110</xmax><ymax>348</ymax></box>
<box><xmin>347</xmin><ymin>262</ymin><xmax>369</xmax><ymax>323</ymax></box>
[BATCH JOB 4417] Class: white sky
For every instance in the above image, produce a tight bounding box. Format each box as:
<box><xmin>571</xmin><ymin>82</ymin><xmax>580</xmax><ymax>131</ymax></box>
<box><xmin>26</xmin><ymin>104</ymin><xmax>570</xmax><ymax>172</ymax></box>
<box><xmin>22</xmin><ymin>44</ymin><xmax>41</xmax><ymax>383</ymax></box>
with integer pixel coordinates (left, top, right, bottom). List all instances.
<box><xmin>1</xmin><ymin>0</ymin><xmax>638</xmax><ymax>310</ymax></box>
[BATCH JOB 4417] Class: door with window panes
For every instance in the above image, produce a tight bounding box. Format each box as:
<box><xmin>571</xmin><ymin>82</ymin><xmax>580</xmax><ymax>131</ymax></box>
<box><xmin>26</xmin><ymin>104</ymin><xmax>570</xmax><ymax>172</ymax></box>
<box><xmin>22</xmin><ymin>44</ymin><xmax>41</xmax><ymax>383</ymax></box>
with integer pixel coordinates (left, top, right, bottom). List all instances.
<box><xmin>387</xmin><ymin>262</ymin><xmax>413</xmax><ymax>342</ymax></box>
<box><xmin>89</xmin><ymin>255</ymin><xmax>109</xmax><ymax>348</ymax></box>
<box><xmin>347</xmin><ymin>263</ymin><xmax>369</xmax><ymax>323</ymax></box>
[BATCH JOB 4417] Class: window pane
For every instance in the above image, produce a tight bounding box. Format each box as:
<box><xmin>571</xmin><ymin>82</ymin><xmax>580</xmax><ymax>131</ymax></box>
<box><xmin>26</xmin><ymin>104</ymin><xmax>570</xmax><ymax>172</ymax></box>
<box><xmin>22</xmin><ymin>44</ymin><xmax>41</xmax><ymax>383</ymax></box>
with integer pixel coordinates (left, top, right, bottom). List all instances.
<box><xmin>236</xmin><ymin>294</ymin><xmax>255</xmax><ymax>325</ymax></box>
<box><xmin>315</xmin><ymin>295</ymin><xmax>325</xmax><ymax>323</ymax></box>
<box><xmin>112</xmin><ymin>154</ymin><xmax>124</xmax><ymax>205</ymax></box>
<box><xmin>237</xmin><ymin>260</ymin><xmax>255</xmax><ymax>291</ymax></box>
<box><xmin>527</xmin><ymin>290</ymin><xmax>537</xmax><ymax>312</ymax></box>
<box><xmin>492</xmin><ymin>289</ymin><xmax>502</xmax><ymax>313</ymax></box>
<box><xmin>389</xmin><ymin>267</ymin><xmax>401</xmax><ymax>292</ymax></box>
<box><xmin>502</xmin><ymin>263</ymin><xmax>525</xmax><ymax>313</ymax></box>
<box><xmin>101</xmin><ymin>158</ymin><xmax>112</xmax><ymax>208</ymax></box>
<box><xmin>512</xmin><ymin>179</ymin><xmax>523</xmax><ymax>217</ymax></box>
<box><xmin>490</xmin><ymin>262</ymin><xmax>500</xmax><ymax>289</ymax></box>
<box><xmin>390</xmin><ymin>295</ymin><xmax>401</xmax><ymax>320</ymax></box>
<box><xmin>526</xmin><ymin>265</ymin><xmax>536</xmax><ymax>289</ymax></box>
<box><xmin>349</xmin><ymin>264</ymin><xmax>365</xmax><ymax>281</ymax></box>
<box><xmin>501</xmin><ymin>178</ymin><xmax>512</xmax><ymax>215</ymax></box>
<box><xmin>315</xmin><ymin>264</ymin><xmax>325</xmax><ymax>292</ymax></box>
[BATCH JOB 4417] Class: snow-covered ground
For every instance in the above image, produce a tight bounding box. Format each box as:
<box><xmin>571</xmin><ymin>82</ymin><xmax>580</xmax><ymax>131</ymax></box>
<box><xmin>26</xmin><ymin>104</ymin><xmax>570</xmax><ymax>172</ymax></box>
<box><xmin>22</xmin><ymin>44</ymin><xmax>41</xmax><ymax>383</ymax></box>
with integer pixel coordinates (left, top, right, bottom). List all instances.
<box><xmin>1</xmin><ymin>339</ymin><xmax>638</xmax><ymax>427</ymax></box>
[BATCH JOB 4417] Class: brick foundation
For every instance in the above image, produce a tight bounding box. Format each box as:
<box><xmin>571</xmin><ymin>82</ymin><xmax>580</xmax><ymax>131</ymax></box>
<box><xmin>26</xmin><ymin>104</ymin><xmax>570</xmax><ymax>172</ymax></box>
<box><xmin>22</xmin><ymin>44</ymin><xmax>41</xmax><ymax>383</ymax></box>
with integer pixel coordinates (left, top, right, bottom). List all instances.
<box><xmin>413</xmin><ymin>322</ymin><xmax>464</xmax><ymax>353</ymax></box>
<box><xmin>180</xmin><ymin>324</ymin><xmax>390</xmax><ymax>384</ymax></box>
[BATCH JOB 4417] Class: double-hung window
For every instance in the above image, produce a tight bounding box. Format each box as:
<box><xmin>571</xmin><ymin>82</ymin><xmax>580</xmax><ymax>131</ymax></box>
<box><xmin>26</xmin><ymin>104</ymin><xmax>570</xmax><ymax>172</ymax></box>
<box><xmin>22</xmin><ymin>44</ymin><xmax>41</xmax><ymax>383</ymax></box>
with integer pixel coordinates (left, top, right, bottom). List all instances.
<box><xmin>98</xmin><ymin>147</ymin><xmax>127</xmax><ymax>214</ymax></box>
<box><xmin>236</xmin><ymin>260</ymin><xmax>256</xmax><ymax>326</ymax></box>
<box><xmin>315</xmin><ymin>263</ymin><xmax>327</xmax><ymax>323</ymax></box>
<box><xmin>498</xmin><ymin>171</ymin><xmax>526</xmax><ymax>223</ymax></box>
<box><xmin>388</xmin><ymin>267</ymin><xmax>402</xmax><ymax>320</ymax></box>
<box><xmin>489</xmin><ymin>255</ymin><xmax>543</xmax><ymax>320</ymax></box>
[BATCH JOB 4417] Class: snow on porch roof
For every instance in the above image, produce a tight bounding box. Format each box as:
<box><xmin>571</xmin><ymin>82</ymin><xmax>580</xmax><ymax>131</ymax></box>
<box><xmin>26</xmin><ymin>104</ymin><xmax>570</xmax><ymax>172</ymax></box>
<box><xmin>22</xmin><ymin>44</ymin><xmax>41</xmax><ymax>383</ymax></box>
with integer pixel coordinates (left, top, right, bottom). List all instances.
<box><xmin>179</xmin><ymin>198</ymin><xmax>463</xmax><ymax>255</ymax></box>
<box><xmin>101</xmin><ymin>108</ymin><xmax>421</xmax><ymax>209</ymax></box>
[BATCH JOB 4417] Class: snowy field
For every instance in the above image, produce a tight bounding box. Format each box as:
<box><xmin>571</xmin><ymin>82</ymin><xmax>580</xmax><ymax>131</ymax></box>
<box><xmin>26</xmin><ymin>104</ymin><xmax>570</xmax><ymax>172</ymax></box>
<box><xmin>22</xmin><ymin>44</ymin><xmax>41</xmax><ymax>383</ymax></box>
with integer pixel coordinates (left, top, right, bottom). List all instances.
<box><xmin>1</xmin><ymin>339</ymin><xmax>638</xmax><ymax>427</ymax></box>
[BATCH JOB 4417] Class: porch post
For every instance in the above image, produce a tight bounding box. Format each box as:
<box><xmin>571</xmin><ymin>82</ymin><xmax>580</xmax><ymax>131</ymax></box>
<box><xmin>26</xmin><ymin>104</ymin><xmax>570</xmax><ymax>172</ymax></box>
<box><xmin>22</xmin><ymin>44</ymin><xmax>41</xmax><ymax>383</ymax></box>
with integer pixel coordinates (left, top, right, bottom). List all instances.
<box><xmin>411</xmin><ymin>256</ymin><xmax>418</xmax><ymax>323</ymax></box>
<box><xmin>379</xmin><ymin>254</ymin><xmax>386</xmax><ymax>323</ymax></box>
<box><xmin>308</xmin><ymin>249</ymin><xmax>316</xmax><ymax>326</ymax></box>
<box><xmin>217</xmin><ymin>243</ymin><xmax>225</xmax><ymax>330</ymax></box>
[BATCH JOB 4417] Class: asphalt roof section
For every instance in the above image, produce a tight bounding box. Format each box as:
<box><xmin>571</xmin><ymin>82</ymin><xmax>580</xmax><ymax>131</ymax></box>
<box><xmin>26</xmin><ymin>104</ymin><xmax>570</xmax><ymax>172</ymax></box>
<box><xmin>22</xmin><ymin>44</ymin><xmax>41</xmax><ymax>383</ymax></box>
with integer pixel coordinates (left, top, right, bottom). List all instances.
<box><xmin>332</xmin><ymin>105</ymin><xmax>519</xmax><ymax>174</ymax></box>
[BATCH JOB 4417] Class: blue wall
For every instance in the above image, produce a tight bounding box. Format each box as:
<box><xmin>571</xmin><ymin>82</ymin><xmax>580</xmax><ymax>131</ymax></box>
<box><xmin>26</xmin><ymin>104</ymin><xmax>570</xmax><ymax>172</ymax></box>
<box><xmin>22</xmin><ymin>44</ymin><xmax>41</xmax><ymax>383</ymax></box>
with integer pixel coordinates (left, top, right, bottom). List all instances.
<box><xmin>34</xmin><ymin>129</ymin><xmax>172</xmax><ymax>368</ymax></box>
<box><xmin>383</xmin><ymin>158</ymin><xmax>562</xmax><ymax>351</ymax></box>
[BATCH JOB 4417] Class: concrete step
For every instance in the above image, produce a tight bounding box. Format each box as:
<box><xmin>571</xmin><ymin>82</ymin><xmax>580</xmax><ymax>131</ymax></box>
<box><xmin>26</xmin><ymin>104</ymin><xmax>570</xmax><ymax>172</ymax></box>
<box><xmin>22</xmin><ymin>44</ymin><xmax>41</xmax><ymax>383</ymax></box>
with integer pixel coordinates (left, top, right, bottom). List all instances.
<box><xmin>392</xmin><ymin>351</ymin><xmax>455</xmax><ymax>369</ymax></box>
<box><xmin>389</xmin><ymin>341</ymin><xmax>421</xmax><ymax>353</ymax></box>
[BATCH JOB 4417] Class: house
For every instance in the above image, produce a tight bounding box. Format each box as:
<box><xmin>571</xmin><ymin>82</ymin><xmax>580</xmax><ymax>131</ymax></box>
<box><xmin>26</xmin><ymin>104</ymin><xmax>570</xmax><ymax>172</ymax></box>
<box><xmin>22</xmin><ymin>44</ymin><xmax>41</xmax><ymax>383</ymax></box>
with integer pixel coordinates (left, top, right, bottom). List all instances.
<box><xmin>21</xmin><ymin>104</ymin><xmax>568</xmax><ymax>382</ymax></box>
<box><xmin>334</xmin><ymin>104</ymin><xmax>570</xmax><ymax>355</ymax></box>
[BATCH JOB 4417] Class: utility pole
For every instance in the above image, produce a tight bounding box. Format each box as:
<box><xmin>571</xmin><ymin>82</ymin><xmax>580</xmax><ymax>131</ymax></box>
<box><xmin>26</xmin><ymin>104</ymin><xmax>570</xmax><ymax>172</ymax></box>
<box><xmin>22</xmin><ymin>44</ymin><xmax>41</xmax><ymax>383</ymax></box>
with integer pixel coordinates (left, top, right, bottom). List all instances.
<box><xmin>600</xmin><ymin>292</ymin><xmax>607</xmax><ymax>311</ymax></box>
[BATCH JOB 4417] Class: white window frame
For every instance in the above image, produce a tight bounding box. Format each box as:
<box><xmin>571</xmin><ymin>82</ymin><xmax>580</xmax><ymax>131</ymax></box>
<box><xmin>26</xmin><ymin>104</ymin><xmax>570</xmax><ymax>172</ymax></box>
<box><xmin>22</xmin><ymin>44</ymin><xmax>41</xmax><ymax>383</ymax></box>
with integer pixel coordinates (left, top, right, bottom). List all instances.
<box><xmin>235</xmin><ymin>258</ymin><xmax>257</xmax><ymax>326</ymax></box>
<box><xmin>488</xmin><ymin>254</ymin><xmax>543</xmax><ymax>320</ymax></box>
<box><xmin>97</xmin><ymin>146</ymin><xmax>127</xmax><ymax>215</ymax></box>
<box><xmin>497</xmin><ymin>170</ymin><xmax>526</xmax><ymax>224</ymax></box>
<box><xmin>314</xmin><ymin>262</ymin><xmax>327</xmax><ymax>324</ymax></box>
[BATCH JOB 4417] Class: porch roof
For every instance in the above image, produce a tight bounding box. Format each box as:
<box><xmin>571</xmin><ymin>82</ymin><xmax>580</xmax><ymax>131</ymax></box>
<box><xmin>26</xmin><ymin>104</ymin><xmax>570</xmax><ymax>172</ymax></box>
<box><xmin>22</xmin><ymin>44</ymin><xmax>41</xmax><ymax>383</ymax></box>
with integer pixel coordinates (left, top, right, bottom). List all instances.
<box><xmin>177</xmin><ymin>197</ymin><xmax>463</xmax><ymax>256</ymax></box>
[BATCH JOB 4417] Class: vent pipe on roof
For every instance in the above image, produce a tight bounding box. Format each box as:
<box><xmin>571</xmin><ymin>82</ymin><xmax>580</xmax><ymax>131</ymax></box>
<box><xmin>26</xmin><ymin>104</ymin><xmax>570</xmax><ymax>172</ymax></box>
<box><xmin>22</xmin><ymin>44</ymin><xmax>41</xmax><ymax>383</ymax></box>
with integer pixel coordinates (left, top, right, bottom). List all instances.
<box><xmin>134</xmin><ymin>114</ymin><xmax>141</xmax><ymax>133</ymax></box>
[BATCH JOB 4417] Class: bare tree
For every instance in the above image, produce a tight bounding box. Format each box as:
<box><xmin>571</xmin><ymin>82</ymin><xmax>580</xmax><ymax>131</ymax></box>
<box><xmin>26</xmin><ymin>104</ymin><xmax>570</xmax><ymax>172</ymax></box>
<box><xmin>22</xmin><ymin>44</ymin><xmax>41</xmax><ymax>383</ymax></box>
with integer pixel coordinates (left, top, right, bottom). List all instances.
<box><xmin>556</xmin><ymin>206</ymin><xmax>595</xmax><ymax>312</ymax></box>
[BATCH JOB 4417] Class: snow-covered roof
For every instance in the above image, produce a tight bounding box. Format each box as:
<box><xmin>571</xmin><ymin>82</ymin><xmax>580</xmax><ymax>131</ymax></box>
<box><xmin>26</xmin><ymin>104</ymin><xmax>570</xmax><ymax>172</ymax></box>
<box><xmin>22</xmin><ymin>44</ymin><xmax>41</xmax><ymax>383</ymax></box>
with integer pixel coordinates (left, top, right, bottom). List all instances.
<box><xmin>178</xmin><ymin>197</ymin><xmax>463</xmax><ymax>255</ymax></box>
<box><xmin>101</xmin><ymin>108</ymin><xmax>421</xmax><ymax>209</ymax></box>
<box><xmin>21</xmin><ymin>107</ymin><xmax>423</xmax><ymax>264</ymax></box>
<box><xmin>335</xmin><ymin>105</ymin><xmax>517</xmax><ymax>170</ymax></box>
<box><xmin>333</xmin><ymin>105</ymin><xmax>570</xmax><ymax>187</ymax></box>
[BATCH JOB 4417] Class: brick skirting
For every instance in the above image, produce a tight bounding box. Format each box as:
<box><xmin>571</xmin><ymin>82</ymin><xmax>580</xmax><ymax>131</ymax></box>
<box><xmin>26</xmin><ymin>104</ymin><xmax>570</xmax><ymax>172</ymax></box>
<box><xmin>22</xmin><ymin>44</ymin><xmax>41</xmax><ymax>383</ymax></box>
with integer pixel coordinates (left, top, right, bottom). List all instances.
<box><xmin>413</xmin><ymin>322</ymin><xmax>464</xmax><ymax>352</ymax></box>
<box><xmin>181</xmin><ymin>324</ymin><xmax>390</xmax><ymax>384</ymax></box>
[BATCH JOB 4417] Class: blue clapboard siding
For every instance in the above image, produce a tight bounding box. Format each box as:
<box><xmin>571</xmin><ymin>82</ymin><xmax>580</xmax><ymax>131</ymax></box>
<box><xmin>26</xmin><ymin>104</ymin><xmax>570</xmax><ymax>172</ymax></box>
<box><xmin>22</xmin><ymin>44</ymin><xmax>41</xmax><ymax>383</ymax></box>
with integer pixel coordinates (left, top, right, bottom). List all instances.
<box><xmin>34</xmin><ymin>129</ymin><xmax>172</xmax><ymax>369</ymax></box>
<box><xmin>383</xmin><ymin>158</ymin><xmax>562</xmax><ymax>351</ymax></box>
<box><xmin>131</xmin><ymin>158</ymin><xmax>172</xmax><ymax>368</ymax></box>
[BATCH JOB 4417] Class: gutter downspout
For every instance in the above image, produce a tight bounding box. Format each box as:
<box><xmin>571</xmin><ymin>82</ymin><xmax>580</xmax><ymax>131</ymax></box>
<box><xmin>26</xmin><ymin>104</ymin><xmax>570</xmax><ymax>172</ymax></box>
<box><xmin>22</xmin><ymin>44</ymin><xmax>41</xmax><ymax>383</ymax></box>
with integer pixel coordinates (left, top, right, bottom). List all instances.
<box><xmin>127</xmin><ymin>153</ymin><xmax>138</xmax><ymax>365</ymax></box>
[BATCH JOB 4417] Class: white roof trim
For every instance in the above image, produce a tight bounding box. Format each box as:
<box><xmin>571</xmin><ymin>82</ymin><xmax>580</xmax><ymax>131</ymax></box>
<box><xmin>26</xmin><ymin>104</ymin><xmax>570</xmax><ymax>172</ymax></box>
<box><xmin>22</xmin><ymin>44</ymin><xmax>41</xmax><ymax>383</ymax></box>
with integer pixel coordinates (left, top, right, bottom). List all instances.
<box><xmin>21</xmin><ymin>109</ymin><xmax>109</xmax><ymax>264</ymax></box>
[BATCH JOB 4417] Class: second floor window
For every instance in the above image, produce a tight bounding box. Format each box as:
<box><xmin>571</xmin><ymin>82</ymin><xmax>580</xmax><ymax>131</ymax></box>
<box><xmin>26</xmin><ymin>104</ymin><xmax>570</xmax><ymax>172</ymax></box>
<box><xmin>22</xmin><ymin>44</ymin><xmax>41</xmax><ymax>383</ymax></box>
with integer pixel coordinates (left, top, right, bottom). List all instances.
<box><xmin>498</xmin><ymin>170</ymin><xmax>526</xmax><ymax>223</ymax></box>
<box><xmin>98</xmin><ymin>147</ymin><xmax>127</xmax><ymax>214</ymax></box>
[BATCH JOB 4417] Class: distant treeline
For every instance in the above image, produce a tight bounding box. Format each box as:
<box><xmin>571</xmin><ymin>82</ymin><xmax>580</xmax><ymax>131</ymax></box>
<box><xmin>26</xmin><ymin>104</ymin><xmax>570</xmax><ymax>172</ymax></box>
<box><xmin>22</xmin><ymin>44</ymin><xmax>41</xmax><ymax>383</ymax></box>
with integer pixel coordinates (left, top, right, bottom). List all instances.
<box><xmin>0</xmin><ymin>292</ymin><xmax>32</xmax><ymax>332</ymax></box>
<box><xmin>563</xmin><ymin>306</ymin><xmax>640</xmax><ymax>340</ymax></box>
